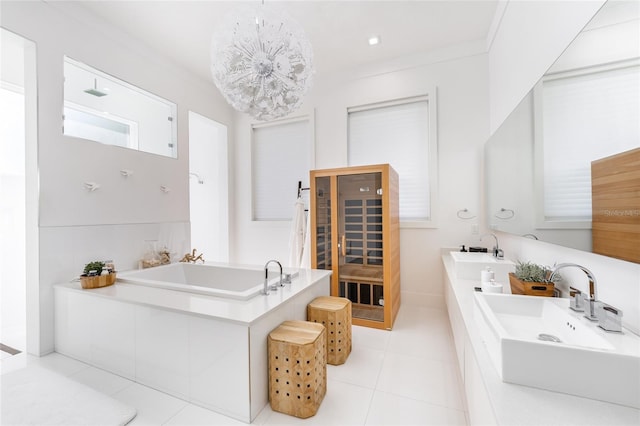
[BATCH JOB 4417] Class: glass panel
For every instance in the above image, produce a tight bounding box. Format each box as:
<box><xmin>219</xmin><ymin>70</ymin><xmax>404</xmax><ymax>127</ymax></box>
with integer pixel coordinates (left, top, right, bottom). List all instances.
<box><xmin>63</xmin><ymin>56</ymin><xmax>177</xmax><ymax>158</ymax></box>
<box><xmin>314</xmin><ymin>176</ymin><xmax>332</xmax><ymax>270</ymax></box>
<box><xmin>337</xmin><ymin>172</ymin><xmax>384</xmax><ymax>322</ymax></box>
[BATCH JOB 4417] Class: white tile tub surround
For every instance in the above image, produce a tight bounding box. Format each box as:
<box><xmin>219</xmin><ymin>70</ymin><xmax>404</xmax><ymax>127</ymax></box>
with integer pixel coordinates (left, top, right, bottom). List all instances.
<box><xmin>54</xmin><ymin>267</ymin><xmax>331</xmax><ymax>423</ymax></box>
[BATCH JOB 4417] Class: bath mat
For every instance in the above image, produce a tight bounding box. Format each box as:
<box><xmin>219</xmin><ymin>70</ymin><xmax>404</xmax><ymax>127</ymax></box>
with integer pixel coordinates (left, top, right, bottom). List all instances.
<box><xmin>1</xmin><ymin>366</ymin><xmax>137</xmax><ymax>425</ymax></box>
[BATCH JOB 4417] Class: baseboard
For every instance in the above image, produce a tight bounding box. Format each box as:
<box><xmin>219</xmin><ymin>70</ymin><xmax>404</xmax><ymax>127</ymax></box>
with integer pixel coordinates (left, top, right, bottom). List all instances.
<box><xmin>400</xmin><ymin>290</ymin><xmax>445</xmax><ymax>310</ymax></box>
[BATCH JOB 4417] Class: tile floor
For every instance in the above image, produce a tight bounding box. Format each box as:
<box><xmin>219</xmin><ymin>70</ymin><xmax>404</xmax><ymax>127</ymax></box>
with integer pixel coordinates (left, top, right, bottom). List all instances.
<box><xmin>0</xmin><ymin>304</ymin><xmax>468</xmax><ymax>425</ymax></box>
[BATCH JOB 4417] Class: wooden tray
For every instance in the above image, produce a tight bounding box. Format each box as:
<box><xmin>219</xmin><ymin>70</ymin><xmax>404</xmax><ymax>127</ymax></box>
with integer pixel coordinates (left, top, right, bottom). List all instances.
<box><xmin>508</xmin><ymin>273</ymin><xmax>554</xmax><ymax>297</ymax></box>
<box><xmin>80</xmin><ymin>272</ymin><xmax>116</xmax><ymax>289</ymax></box>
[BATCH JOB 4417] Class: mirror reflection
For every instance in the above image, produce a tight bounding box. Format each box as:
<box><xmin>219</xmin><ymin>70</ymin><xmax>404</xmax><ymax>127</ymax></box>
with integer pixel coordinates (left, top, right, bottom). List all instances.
<box><xmin>485</xmin><ymin>0</ymin><xmax>639</xmax><ymax>260</ymax></box>
<box><xmin>63</xmin><ymin>56</ymin><xmax>177</xmax><ymax>158</ymax></box>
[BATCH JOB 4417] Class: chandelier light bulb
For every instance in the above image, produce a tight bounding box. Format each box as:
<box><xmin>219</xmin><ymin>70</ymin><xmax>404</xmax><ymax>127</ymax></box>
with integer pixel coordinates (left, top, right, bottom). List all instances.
<box><xmin>210</xmin><ymin>3</ymin><xmax>314</xmax><ymax>121</ymax></box>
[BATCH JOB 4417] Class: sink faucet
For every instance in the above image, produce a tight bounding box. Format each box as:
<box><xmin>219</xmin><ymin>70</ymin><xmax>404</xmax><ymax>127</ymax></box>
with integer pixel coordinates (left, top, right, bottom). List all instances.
<box><xmin>481</xmin><ymin>233</ymin><xmax>503</xmax><ymax>259</ymax></box>
<box><xmin>549</xmin><ymin>263</ymin><xmax>598</xmax><ymax>321</ymax></box>
<box><xmin>263</xmin><ymin>260</ymin><xmax>283</xmax><ymax>295</ymax></box>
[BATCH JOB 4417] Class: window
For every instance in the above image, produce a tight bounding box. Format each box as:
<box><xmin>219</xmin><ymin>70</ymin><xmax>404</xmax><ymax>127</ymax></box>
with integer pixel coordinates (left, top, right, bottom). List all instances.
<box><xmin>348</xmin><ymin>95</ymin><xmax>437</xmax><ymax>225</ymax></box>
<box><xmin>537</xmin><ymin>61</ymin><xmax>639</xmax><ymax>224</ymax></box>
<box><xmin>252</xmin><ymin>117</ymin><xmax>312</xmax><ymax>221</ymax></box>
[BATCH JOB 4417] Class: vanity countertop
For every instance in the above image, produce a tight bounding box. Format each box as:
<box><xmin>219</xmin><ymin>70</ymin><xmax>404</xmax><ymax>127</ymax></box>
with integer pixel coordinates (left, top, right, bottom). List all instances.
<box><xmin>442</xmin><ymin>253</ymin><xmax>640</xmax><ymax>426</ymax></box>
<box><xmin>54</xmin><ymin>268</ymin><xmax>331</xmax><ymax>326</ymax></box>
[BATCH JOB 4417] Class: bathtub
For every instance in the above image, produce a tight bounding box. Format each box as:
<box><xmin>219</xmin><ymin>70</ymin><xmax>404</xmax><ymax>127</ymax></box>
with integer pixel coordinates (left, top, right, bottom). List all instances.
<box><xmin>54</xmin><ymin>264</ymin><xmax>331</xmax><ymax>423</ymax></box>
<box><xmin>117</xmin><ymin>262</ymin><xmax>297</xmax><ymax>300</ymax></box>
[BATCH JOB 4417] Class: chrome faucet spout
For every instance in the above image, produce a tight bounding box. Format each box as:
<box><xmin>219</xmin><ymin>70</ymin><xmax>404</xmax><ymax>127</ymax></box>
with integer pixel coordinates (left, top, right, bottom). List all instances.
<box><xmin>549</xmin><ymin>263</ymin><xmax>598</xmax><ymax>321</ymax></box>
<box><xmin>481</xmin><ymin>233</ymin><xmax>503</xmax><ymax>259</ymax></box>
<box><xmin>263</xmin><ymin>259</ymin><xmax>283</xmax><ymax>296</ymax></box>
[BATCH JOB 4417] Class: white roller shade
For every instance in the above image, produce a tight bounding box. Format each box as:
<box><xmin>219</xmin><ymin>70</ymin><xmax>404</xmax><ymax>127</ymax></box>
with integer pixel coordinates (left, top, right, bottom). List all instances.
<box><xmin>252</xmin><ymin>119</ymin><xmax>311</xmax><ymax>221</ymax></box>
<box><xmin>542</xmin><ymin>64</ymin><xmax>640</xmax><ymax>221</ymax></box>
<box><xmin>348</xmin><ymin>99</ymin><xmax>431</xmax><ymax>222</ymax></box>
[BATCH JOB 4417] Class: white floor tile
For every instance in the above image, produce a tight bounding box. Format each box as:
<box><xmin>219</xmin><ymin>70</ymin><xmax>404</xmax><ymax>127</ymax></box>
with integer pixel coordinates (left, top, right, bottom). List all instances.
<box><xmin>365</xmin><ymin>391</ymin><xmax>467</xmax><ymax>426</ymax></box>
<box><xmin>352</xmin><ymin>325</ymin><xmax>391</xmax><ymax>352</ymax></box>
<box><xmin>387</xmin><ymin>324</ymin><xmax>456</xmax><ymax>362</ymax></box>
<box><xmin>69</xmin><ymin>365</ymin><xmax>133</xmax><ymax>396</ymax></box>
<box><xmin>0</xmin><ymin>352</ymin><xmax>29</xmax><ymax>375</ymax></box>
<box><xmin>28</xmin><ymin>352</ymin><xmax>91</xmax><ymax>377</ymax></box>
<box><xmin>376</xmin><ymin>352</ymin><xmax>465</xmax><ymax>411</ymax></box>
<box><xmin>327</xmin><ymin>345</ymin><xmax>384</xmax><ymax>389</ymax></box>
<box><xmin>165</xmin><ymin>403</ymin><xmax>246</xmax><ymax>425</ymax></box>
<box><xmin>263</xmin><ymin>380</ymin><xmax>374</xmax><ymax>425</ymax></box>
<box><xmin>112</xmin><ymin>382</ymin><xmax>188</xmax><ymax>425</ymax></box>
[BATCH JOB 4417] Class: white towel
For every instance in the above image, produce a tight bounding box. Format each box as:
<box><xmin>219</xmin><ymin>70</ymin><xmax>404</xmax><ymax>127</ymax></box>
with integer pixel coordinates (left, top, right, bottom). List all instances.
<box><xmin>300</xmin><ymin>211</ymin><xmax>311</xmax><ymax>268</ymax></box>
<box><xmin>288</xmin><ymin>199</ymin><xmax>307</xmax><ymax>268</ymax></box>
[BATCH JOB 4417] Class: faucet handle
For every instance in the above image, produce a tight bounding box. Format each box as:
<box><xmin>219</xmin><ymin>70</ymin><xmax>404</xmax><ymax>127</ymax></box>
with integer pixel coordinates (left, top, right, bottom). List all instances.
<box><xmin>596</xmin><ymin>302</ymin><xmax>623</xmax><ymax>333</ymax></box>
<box><xmin>569</xmin><ymin>287</ymin><xmax>585</xmax><ymax>312</ymax></box>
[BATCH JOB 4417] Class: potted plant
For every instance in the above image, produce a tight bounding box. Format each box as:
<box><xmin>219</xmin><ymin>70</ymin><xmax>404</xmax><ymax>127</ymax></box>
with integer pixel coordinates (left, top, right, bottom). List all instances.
<box><xmin>508</xmin><ymin>261</ymin><xmax>556</xmax><ymax>297</ymax></box>
<box><xmin>79</xmin><ymin>260</ymin><xmax>116</xmax><ymax>289</ymax></box>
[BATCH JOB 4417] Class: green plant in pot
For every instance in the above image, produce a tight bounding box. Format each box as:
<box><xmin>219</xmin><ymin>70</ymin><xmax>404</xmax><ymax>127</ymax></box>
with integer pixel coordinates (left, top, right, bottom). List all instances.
<box><xmin>509</xmin><ymin>261</ymin><xmax>557</xmax><ymax>297</ymax></box>
<box><xmin>80</xmin><ymin>260</ymin><xmax>116</xmax><ymax>289</ymax></box>
<box><xmin>83</xmin><ymin>261</ymin><xmax>105</xmax><ymax>277</ymax></box>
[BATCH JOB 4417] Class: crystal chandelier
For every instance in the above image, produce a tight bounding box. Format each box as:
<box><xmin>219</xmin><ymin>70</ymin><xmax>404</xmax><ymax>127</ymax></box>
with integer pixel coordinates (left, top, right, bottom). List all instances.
<box><xmin>210</xmin><ymin>3</ymin><xmax>314</xmax><ymax>121</ymax></box>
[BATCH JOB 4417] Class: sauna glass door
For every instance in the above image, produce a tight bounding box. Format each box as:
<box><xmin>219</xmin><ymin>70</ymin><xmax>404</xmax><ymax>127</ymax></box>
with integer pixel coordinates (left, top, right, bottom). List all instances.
<box><xmin>337</xmin><ymin>173</ymin><xmax>384</xmax><ymax>322</ymax></box>
<box><xmin>314</xmin><ymin>176</ymin><xmax>332</xmax><ymax>271</ymax></box>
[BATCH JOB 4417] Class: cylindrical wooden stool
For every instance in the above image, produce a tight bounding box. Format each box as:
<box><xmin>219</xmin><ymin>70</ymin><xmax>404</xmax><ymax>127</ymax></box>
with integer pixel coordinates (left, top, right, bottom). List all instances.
<box><xmin>268</xmin><ymin>320</ymin><xmax>327</xmax><ymax>419</ymax></box>
<box><xmin>307</xmin><ymin>296</ymin><xmax>352</xmax><ymax>365</ymax></box>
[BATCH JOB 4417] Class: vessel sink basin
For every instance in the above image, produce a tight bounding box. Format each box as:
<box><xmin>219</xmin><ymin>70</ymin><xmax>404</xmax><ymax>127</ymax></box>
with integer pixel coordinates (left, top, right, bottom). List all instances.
<box><xmin>450</xmin><ymin>251</ymin><xmax>515</xmax><ymax>284</ymax></box>
<box><xmin>474</xmin><ymin>292</ymin><xmax>640</xmax><ymax>408</ymax></box>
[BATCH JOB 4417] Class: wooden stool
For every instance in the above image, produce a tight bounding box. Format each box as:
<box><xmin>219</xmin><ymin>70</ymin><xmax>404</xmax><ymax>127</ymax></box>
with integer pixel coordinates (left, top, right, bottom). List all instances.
<box><xmin>268</xmin><ymin>320</ymin><xmax>326</xmax><ymax>419</ymax></box>
<box><xmin>307</xmin><ymin>296</ymin><xmax>352</xmax><ymax>365</ymax></box>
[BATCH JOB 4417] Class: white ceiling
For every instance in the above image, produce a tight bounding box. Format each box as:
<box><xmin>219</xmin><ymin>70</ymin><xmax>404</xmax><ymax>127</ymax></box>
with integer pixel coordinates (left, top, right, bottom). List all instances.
<box><xmin>62</xmin><ymin>0</ymin><xmax>499</xmax><ymax>82</ymax></box>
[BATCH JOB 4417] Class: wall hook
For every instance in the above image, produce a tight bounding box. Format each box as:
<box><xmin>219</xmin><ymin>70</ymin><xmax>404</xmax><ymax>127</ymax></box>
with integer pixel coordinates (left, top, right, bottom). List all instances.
<box><xmin>456</xmin><ymin>208</ymin><xmax>476</xmax><ymax>220</ymax></box>
<box><xmin>160</xmin><ymin>185</ymin><xmax>171</xmax><ymax>193</ymax></box>
<box><xmin>83</xmin><ymin>182</ymin><xmax>100</xmax><ymax>192</ymax></box>
<box><xmin>120</xmin><ymin>169</ymin><xmax>134</xmax><ymax>178</ymax></box>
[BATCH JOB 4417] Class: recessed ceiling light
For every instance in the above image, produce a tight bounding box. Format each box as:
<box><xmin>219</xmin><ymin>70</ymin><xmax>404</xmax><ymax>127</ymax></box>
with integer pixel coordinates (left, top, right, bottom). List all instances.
<box><xmin>368</xmin><ymin>35</ymin><xmax>380</xmax><ymax>46</ymax></box>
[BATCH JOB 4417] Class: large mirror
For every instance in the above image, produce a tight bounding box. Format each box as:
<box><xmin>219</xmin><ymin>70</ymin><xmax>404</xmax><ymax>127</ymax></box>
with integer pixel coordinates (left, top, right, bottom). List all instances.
<box><xmin>63</xmin><ymin>56</ymin><xmax>178</xmax><ymax>158</ymax></box>
<box><xmin>485</xmin><ymin>0</ymin><xmax>639</xmax><ymax>260</ymax></box>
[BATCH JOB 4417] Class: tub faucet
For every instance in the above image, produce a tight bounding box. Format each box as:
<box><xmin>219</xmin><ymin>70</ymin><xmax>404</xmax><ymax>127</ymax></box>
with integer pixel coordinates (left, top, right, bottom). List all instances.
<box><xmin>549</xmin><ymin>263</ymin><xmax>598</xmax><ymax>321</ymax></box>
<box><xmin>481</xmin><ymin>233</ymin><xmax>503</xmax><ymax>259</ymax></box>
<box><xmin>263</xmin><ymin>260</ymin><xmax>283</xmax><ymax>295</ymax></box>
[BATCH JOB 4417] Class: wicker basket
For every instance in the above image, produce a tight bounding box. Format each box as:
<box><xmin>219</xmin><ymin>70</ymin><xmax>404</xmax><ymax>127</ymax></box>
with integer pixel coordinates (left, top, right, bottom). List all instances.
<box><xmin>80</xmin><ymin>272</ymin><xmax>117</xmax><ymax>289</ymax></box>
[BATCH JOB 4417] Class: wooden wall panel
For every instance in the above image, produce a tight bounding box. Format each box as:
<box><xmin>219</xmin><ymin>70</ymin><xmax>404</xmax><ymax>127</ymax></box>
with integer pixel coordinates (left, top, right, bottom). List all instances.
<box><xmin>591</xmin><ymin>147</ymin><xmax>640</xmax><ymax>263</ymax></box>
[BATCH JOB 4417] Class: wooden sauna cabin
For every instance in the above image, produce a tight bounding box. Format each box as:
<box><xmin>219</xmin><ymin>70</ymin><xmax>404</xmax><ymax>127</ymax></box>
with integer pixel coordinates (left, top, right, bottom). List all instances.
<box><xmin>310</xmin><ymin>164</ymin><xmax>400</xmax><ymax>330</ymax></box>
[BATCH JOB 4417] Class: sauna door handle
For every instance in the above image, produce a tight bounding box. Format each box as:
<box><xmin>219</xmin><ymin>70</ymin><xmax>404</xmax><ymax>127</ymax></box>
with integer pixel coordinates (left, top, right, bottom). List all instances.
<box><xmin>340</xmin><ymin>234</ymin><xmax>347</xmax><ymax>257</ymax></box>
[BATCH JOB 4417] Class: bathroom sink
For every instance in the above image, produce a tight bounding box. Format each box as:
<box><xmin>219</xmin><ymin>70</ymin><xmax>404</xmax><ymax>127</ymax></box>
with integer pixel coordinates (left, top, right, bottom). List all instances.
<box><xmin>449</xmin><ymin>251</ymin><xmax>515</xmax><ymax>284</ymax></box>
<box><xmin>474</xmin><ymin>292</ymin><xmax>640</xmax><ymax>408</ymax></box>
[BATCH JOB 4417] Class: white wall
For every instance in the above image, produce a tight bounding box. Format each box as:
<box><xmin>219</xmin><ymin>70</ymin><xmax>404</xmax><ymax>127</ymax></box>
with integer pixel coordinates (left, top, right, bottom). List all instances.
<box><xmin>488</xmin><ymin>0</ymin><xmax>640</xmax><ymax>335</ymax></box>
<box><xmin>1</xmin><ymin>0</ymin><xmax>233</xmax><ymax>355</ymax></box>
<box><xmin>232</xmin><ymin>46</ymin><xmax>490</xmax><ymax>308</ymax></box>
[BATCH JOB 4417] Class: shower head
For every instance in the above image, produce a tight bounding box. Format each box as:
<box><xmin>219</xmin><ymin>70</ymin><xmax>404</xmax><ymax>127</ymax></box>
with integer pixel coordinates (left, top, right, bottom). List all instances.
<box><xmin>84</xmin><ymin>78</ymin><xmax>108</xmax><ymax>97</ymax></box>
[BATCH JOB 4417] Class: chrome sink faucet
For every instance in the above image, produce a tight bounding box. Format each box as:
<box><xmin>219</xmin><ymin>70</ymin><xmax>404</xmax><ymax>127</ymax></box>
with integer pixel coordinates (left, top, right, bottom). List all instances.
<box><xmin>263</xmin><ymin>259</ymin><xmax>283</xmax><ymax>295</ymax></box>
<box><xmin>549</xmin><ymin>263</ymin><xmax>599</xmax><ymax>321</ymax></box>
<box><xmin>481</xmin><ymin>233</ymin><xmax>503</xmax><ymax>259</ymax></box>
